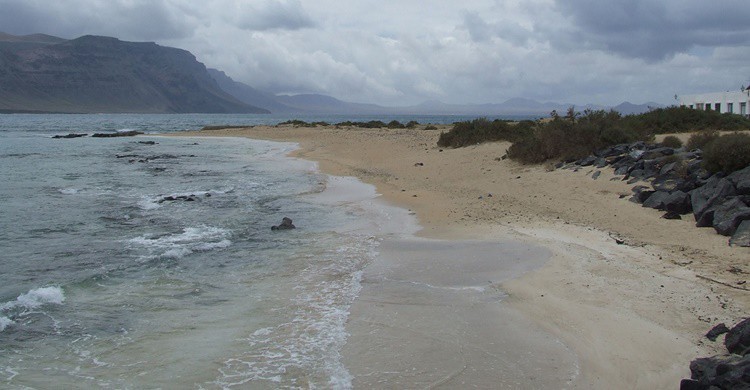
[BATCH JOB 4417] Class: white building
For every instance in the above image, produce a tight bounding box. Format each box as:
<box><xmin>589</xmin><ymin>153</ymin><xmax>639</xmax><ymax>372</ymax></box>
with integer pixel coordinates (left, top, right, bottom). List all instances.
<box><xmin>679</xmin><ymin>90</ymin><xmax>750</xmax><ymax>117</ymax></box>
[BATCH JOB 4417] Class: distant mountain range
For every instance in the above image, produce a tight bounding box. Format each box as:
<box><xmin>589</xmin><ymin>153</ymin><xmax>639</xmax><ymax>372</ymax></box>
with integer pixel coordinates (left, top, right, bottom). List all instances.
<box><xmin>0</xmin><ymin>32</ymin><xmax>662</xmax><ymax>115</ymax></box>
<box><xmin>0</xmin><ymin>33</ymin><xmax>267</xmax><ymax>113</ymax></box>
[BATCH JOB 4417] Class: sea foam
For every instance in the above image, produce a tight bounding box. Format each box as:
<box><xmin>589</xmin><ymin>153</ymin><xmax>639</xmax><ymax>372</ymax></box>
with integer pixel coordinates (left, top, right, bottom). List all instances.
<box><xmin>0</xmin><ymin>286</ymin><xmax>66</xmax><ymax>332</ymax></box>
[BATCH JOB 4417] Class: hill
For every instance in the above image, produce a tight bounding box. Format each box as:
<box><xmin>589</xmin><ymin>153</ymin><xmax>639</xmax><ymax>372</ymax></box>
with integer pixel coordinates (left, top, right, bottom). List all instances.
<box><xmin>0</xmin><ymin>33</ymin><xmax>268</xmax><ymax>114</ymax></box>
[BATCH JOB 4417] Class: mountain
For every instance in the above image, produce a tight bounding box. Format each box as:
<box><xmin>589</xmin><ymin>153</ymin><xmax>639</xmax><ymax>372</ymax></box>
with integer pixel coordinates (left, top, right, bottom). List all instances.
<box><xmin>612</xmin><ymin>101</ymin><xmax>663</xmax><ymax>115</ymax></box>
<box><xmin>207</xmin><ymin>68</ymin><xmax>294</xmax><ymax>113</ymax></box>
<box><xmin>395</xmin><ymin>98</ymin><xmax>660</xmax><ymax>116</ymax></box>
<box><xmin>0</xmin><ymin>33</ymin><xmax>268</xmax><ymax>114</ymax></box>
<box><xmin>274</xmin><ymin>93</ymin><xmax>392</xmax><ymax>114</ymax></box>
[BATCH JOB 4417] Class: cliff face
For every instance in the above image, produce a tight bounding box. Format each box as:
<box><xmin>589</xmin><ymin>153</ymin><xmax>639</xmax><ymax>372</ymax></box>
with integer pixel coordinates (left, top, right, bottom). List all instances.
<box><xmin>0</xmin><ymin>34</ymin><xmax>268</xmax><ymax>113</ymax></box>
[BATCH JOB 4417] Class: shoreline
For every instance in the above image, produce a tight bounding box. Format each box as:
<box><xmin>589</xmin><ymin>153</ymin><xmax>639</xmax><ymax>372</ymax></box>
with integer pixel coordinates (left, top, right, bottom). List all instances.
<box><xmin>168</xmin><ymin>126</ymin><xmax>749</xmax><ymax>388</ymax></box>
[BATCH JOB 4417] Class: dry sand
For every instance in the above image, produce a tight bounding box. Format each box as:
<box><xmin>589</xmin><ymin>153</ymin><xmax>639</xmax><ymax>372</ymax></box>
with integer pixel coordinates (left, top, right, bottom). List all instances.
<box><xmin>173</xmin><ymin>125</ymin><xmax>749</xmax><ymax>389</ymax></box>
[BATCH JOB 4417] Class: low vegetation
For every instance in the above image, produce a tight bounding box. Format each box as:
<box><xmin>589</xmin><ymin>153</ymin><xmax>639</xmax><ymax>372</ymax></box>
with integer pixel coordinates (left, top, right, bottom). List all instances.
<box><xmin>439</xmin><ymin>107</ymin><xmax>750</xmax><ymax>170</ymax></box>
<box><xmin>702</xmin><ymin>132</ymin><xmax>750</xmax><ymax>173</ymax></box>
<box><xmin>686</xmin><ymin>130</ymin><xmax>720</xmax><ymax>151</ymax></box>
<box><xmin>660</xmin><ymin>135</ymin><xmax>683</xmax><ymax>148</ymax></box>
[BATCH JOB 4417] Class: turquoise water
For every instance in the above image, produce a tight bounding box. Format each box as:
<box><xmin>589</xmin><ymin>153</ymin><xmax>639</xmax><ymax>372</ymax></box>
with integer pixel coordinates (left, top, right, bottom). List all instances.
<box><xmin>0</xmin><ymin>114</ymin><xmax>419</xmax><ymax>388</ymax></box>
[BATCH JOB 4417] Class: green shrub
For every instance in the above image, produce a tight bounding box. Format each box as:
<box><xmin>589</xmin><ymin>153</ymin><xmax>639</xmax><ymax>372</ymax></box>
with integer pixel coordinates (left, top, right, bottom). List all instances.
<box><xmin>406</xmin><ymin>121</ymin><xmax>419</xmax><ymax>128</ymax></box>
<box><xmin>437</xmin><ymin>118</ymin><xmax>529</xmax><ymax>148</ymax></box>
<box><xmin>387</xmin><ymin>120</ymin><xmax>405</xmax><ymax>129</ymax></box>
<box><xmin>703</xmin><ymin>133</ymin><xmax>750</xmax><ymax>173</ymax></box>
<box><xmin>661</xmin><ymin>135</ymin><xmax>683</xmax><ymax>148</ymax></box>
<box><xmin>424</xmin><ymin>125</ymin><xmax>438</xmax><ymax>130</ymax></box>
<box><xmin>686</xmin><ymin>130</ymin><xmax>719</xmax><ymax>151</ymax></box>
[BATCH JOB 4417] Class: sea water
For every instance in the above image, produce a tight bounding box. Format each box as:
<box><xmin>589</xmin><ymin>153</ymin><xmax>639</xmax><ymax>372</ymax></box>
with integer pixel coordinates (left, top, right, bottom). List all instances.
<box><xmin>0</xmin><ymin>114</ymin><xmax>418</xmax><ymax>388</ymax></box>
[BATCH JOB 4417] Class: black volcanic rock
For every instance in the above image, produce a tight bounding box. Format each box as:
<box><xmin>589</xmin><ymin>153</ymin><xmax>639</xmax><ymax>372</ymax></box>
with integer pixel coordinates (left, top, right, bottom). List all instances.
<box><xmin>0</xmin><ymin>33</ymin><xmax>269</xmax><ymax>114</ymax></box>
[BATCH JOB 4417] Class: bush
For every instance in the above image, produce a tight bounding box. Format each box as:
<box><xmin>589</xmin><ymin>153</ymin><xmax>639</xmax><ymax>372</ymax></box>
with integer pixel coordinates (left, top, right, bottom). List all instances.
<box><xmin>387</xmin><ymin>120</ymin><xmax>405</xmax><ymax>129</ymax></box>
<box><xmin>437</xmin><ymin>118</ymin><xmax>529</xmax><ymax>148</ymax></box>
<box><xmin>406</xmin><ymin>121</ymin><xmax>419</xmax><ymax>128</ymax></box>
<box><xmin>686</xmin><ymin>130</ymin><xmax>719</xmax><ymax>151</ymax></box>
<box><xmin>424</xmin><ymin>125</ymin><xmax>438</xmax><ymax>130</ymax></box>
<box><xmin>661</xmin><ymin>135</ymin><xmax>683</xmax><ymax>148</ymax></box>
<box><xmin>703</xmin><ymin>133</ymin><xmax>750</xmax><ymax>173</ymax></box>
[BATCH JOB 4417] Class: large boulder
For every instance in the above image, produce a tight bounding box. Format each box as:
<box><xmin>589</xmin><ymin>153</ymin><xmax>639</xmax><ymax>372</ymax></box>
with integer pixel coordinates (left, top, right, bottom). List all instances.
<box><xmin>681</xmin><ymin>318</ymin><xmax>750</xmax><ymax>389</ymax></box>
<box><xmin>712</xmin><ymin>198</ymin><xmax>750</xmax><ymax>236</ymax></box>
<box><xmin>730</xmin><ymin>220</ymin><xmax>750</xmax><ymax>247</ymax></box>
<box><xmin>727</xmin><ymin>165</ymin><xmax>750</xmax><ymax>195</ymax></box>
<box><xmin>726</xmin><ymin>318</ymin><xmax>750</xmax><ymax>356</ymax></box>
<box><xmin>682</xmin><ymin>355</ymin><xmax>750</xmax><ymax>390</ymax></box>
<box><xmin>691</xmin><ymin>177</ymin><xmax>737</xmax><ymax>226</ymax></box>
<box><xmin>643</xmin><ymin>190</ymin><xmax>692</xmax><ymax>214</ymax></box>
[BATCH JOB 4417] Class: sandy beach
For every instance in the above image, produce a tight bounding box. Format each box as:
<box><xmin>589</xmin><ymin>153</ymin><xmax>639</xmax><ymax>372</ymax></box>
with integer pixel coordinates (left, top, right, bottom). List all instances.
<box><xmin>174</xmin><ymin>125</ymin><xmax>749</xmax><ymax>388</ymax></box>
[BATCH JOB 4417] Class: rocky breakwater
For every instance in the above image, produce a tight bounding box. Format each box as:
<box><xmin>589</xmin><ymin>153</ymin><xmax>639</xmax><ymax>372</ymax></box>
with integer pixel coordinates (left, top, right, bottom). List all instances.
<box><xmin>680</xmin><ymin>318</ymin><xmax>750</xmax><ymax>389</ymax></box>
<box><xmin>561</xmin><ymin>142</ymin><xmax>750</xmax><ymax>246</ymax></box>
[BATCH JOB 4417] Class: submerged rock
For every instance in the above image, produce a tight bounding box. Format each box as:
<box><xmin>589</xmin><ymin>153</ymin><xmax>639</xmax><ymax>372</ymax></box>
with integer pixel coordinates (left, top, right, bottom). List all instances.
<box><xmin>271</xmin><ymin>217</ymin><xmax>296</xmax><ymax>231</ymax></box>
<box><xmin>52</xmin><ymin>133</ymin><xmax>88</xmax><ymax>139</ymax></box>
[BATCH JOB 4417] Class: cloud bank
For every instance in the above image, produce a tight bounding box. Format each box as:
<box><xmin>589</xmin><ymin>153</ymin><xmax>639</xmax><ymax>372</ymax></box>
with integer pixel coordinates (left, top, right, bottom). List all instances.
<box><xmin>1</xmin><ymin>0</ymin><xmax>749</xmax><ymax>106</ymax></box>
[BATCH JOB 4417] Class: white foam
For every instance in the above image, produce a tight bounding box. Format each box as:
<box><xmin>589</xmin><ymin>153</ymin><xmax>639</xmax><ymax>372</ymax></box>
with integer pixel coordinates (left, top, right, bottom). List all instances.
<box><xmin>1</xmin><ymin>286</ymin><xmax>65</xmax><ymax>311</ymax></box>
<box><xmin>128</xmin><ymin>226</ymin><xmax>232</xmax><ymax>260</ymax></box>
<box><xmin>1</xmin><ymin>286</ymin><xmax>66</xmax><ymax>332</ymax></box>
<box><xmin>0</xmin><ymin>316</ymin><xmax>14</xmax><ymax>331</ymax></box>
<box><xmin>59</xmin><ymin>188</ymin><xmax>79</xmax><ymax>195</ymax></box>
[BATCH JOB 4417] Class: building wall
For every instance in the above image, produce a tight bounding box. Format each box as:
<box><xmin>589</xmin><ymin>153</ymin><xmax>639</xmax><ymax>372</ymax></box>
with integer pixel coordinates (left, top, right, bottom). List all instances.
<box><xmin>679</xmin><ymin>90</ymin><xmax>750</xmax><ymax>117</ymax></box>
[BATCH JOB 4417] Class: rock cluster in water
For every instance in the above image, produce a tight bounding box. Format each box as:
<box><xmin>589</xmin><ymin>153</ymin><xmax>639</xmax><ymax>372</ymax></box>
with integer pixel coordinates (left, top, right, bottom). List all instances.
<box><xmin>271</xmin><ymin>217</ymin><xmax>296</xmax><ymax>231</ymax></box>
<box><xmin>560</xmin><ymin>142</ymin><xmax>750</xmax><ymax>246</ymax></box>
<box><xmin>681</xmin><ymin>318</ymin><xmax>750</xmax><ymax>389</ymax></box>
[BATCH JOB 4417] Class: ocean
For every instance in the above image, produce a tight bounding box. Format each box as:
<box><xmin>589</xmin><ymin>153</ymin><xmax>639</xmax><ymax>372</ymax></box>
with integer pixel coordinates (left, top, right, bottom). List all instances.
<box><xmin>0</xmin><ymin>113</ymin><xmax>430</xmax><ymax>389</ymax></box>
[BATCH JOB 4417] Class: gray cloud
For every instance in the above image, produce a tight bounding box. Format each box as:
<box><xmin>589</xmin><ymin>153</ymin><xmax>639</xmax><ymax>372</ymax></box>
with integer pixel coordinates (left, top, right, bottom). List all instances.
<box><xmin>0</xmin><ymin>0</ymin><xmax>749</xmax><ymax>106</ymax></box>
<box><xmin>554</xmin><ymin>0</ymin><xmax>750</xmax><ymax>61</ymax></box>
<box><xmin>235</xmin><ymin>0</ymin><xmax>315</xmax><ymax>31</ymax></box>
<box><xmin>0</xmin><ymin>0</ymin><xmax>195</xmax><ymax>40</ymax></box>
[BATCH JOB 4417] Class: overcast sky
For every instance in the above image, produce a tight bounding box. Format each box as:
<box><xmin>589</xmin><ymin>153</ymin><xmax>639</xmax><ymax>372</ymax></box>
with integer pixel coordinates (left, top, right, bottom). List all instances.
<box><xmin>2</xmin><ymin>0</ymin><xmax>749</xmax><ymax>106</ymax></box>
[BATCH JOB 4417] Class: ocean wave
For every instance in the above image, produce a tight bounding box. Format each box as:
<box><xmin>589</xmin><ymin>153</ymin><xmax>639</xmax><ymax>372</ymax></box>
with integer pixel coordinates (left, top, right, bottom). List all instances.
<box><xmin>0</xmin><ymin>286</ymin><xmax>66</xmax><ymax>332</ymax></box>
<box><xmin>0</xmin><ymin>316</ymin><xmax>14</xmax><ymax>331</ymax></box>
<box><xmin>128</xmin><ymin>226</ymin><xmax>232</xmax><ymax>260</ymax></box>
<box><xmin>215</xmin><ymin>235</ymin><xmax>378</xmax><ymax>388</ymax></box>
<box><xmin>59</xmin><ymin>188</ymin><xmax>80</xmax><ymax>195</ymax></box>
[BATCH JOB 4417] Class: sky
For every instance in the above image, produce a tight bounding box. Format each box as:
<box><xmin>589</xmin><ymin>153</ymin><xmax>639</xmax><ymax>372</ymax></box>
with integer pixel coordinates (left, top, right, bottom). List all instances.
<box><xmin>1</xmin><ymin>0</ymin><xmax>749</xmax><ymax>107</ymax></box>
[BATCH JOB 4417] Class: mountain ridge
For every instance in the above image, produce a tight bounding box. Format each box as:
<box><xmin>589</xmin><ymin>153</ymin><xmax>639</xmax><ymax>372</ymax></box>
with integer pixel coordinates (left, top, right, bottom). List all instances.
<box><xmin>0</xmin><ymin>33</ymin><xmax>268</xmax><ymax>114</ymax></box>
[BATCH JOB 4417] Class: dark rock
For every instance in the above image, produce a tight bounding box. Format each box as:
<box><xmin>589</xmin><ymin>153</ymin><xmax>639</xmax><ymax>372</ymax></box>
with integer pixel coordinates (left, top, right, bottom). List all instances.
<box><xmin>730</xmin><ymin>220</ymin><xmax>750</xmax><ymax>247</ymax></box>
<box><xmin>591</xmin><ymin>170</ymin><xmax>601</xmax><ymax>180</ymax></box>
<box><xmin>138</xmin><ymin>140</ymin><xmax>157</xmax><ymax>145</ymax></box>
<box><xmin>712</xmin><ymin>198</ymin><xmax>750</xmax><ymax>236</ymax></box>
<box><xmin>644</xmin><ymin>190</ymin><xmax>690</xmax><ymax>213</ymax></box>
<box><xmin>692</xmin><ymin>178</ymin><xmax>738</xmax><ymax>225</ymax></box>
<box><xmin>706</xmin><ymin>323</ymin><xmax>731</xmax><ymax>342</ymax></box>
<box><xmin>687</xmin><ymin>354</ymin><xmax>750</xmax><ymax>389</ymax></box>
<box><xmin>594</xmin><ymin>158</ymin><xmax>608</xmax><ymax>168</ymax></box>
<box><xmin>662</xmin><ymin>211</ymin><xmax>682</xmax><ymax>220</ymax></box>
<box><xmin>641</xmin><ymin>147</ymin><xmax>675</xmax><ymax>160</ymax></box>
<box><xmin>52</xmin><ymin>133</ymin><xmax>88</xmax><ymax>139</ymax></box>
<box><xmin>157</xmin><ymin>194</ymin><xmax>201</xmax><ymax>203</ymax></box>
<box><xmin>664</xmin><ymin>191</ymin><xmax>692</xmax><ymax>214</ymax></box>
<box><xmin>727</xmin><ymin>166</ymin><xmax>750</xmax><ymax>195</ymax></box>
<box><xmin>642</xmin><ymin>191</ymin><xmax>672</xmax><ymax>210</ymax></box>
<box><xmin>614</xmin><ymin>165</ymin><xmax>631</xmax><ymax>176</ymax></box>
<box><xmin>631</xmin><ymin>186</ymin><xmax>655</xmax><ymax>204</ymax></box>
<box><xmin>660</xmin><ymin>161</ymin><xmax>678</xmax><ymax>176</ymax></box>
<box><xmin>578</xmin><ymin>155</ymin><xmax>597</xmax><ymax>167</ymax></box>
<box><xmin>726</xmin><ymin>318</ymin><xmax>750</xmax><ymax>356</ymax></box>
<box><xmin>271</xmin><ymin>217</ymin><xmax>296</xmax><ymax>231</ymax></box>
<box><xmin>678</xmin><ymin>379</ymin><xmax>705</xmax><ymax>390</ymax></box>
<box><xmin>653</xmin><ymin>175</ymin><xmax>684</xmax><ymax>192</ymax></box>
<box><xmin>91</xmin><ymin>130</ymin><xmax>144</xmax><ymax>137</ymax></box>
